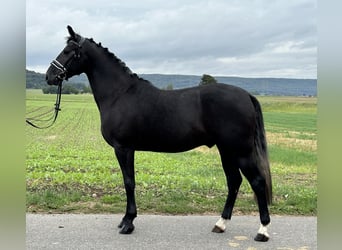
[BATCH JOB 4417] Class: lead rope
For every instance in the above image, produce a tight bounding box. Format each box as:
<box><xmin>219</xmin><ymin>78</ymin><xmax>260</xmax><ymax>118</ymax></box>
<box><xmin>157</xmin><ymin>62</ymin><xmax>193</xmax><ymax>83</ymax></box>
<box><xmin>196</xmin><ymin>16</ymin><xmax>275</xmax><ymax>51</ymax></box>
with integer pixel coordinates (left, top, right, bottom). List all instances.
<box><xmin>26</xmin><ymin>83</ymin><xmax>62</xmax><ymax>129</ymax></box>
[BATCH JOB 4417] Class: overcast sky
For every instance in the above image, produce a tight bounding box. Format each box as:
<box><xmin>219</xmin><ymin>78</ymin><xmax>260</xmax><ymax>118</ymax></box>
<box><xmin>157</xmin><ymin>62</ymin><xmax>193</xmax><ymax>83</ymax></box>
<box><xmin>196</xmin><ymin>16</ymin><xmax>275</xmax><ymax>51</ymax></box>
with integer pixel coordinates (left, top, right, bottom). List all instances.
<box><xmin>26</xmin><ymin>0</ymin><xmax>317</xmax><ymax>78</ymax></box>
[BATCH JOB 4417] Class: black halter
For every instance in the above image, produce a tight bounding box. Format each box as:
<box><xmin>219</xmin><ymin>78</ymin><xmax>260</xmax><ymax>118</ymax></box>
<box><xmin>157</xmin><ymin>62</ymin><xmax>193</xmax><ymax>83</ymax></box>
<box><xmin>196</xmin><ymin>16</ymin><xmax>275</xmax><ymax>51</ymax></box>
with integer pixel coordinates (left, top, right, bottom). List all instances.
<box><xmin>26</xmin><ymin>37</ymin><xmax>86</xmax><ymax>129</ymax></box>
<box><xmin>50</xmin><ymin>38</ymin><xmax>86</xmax><ymax>81</ymax></box>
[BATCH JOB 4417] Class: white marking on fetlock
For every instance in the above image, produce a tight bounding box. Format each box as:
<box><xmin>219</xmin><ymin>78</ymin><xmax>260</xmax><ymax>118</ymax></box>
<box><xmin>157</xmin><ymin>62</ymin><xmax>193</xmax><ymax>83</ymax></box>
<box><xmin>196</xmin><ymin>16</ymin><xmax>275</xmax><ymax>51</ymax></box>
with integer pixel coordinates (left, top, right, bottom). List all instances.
<box><xmin>257</xmin><ymin>223</ymin><xmax>270</xmax><ymax>238</ymax></box>
<box><xmin>215</xmin><ymin>217</ymin><xmax>228</xmax><ymax>231</ymax></box>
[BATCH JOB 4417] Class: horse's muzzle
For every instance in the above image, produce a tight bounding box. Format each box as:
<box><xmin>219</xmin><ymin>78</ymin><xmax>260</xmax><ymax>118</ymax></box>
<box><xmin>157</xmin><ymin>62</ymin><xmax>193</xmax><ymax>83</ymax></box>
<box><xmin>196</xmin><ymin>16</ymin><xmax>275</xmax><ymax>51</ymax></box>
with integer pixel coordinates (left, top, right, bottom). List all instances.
<box><xmin>46</xmin><ymin>75</ymin><xmax>63</xmax><ymax>86</ymax></box>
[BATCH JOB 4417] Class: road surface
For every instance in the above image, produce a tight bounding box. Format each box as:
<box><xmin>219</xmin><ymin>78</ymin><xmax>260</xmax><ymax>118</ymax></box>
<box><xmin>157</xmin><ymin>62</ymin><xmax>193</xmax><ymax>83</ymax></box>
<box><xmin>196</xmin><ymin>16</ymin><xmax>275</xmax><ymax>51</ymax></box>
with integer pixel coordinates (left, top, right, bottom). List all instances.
<box><xmin>26</xmin><ymin>214</ymin><xmax>316</xmax><ymax>249</ymax></box>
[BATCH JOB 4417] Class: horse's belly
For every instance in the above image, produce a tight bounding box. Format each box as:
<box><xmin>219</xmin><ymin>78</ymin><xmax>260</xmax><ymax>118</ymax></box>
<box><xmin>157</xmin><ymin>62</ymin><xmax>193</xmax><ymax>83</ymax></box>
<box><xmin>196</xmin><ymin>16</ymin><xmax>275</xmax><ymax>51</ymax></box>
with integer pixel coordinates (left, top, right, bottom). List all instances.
<box><xmin>133</xmin><ymin>131</ymin><xmax>214</xmax><ymax>153</ymax></box>
<box><xmin>135</xmin><ymin>141</ymin><xmax>212</xmax><ymax>153</ymax></box>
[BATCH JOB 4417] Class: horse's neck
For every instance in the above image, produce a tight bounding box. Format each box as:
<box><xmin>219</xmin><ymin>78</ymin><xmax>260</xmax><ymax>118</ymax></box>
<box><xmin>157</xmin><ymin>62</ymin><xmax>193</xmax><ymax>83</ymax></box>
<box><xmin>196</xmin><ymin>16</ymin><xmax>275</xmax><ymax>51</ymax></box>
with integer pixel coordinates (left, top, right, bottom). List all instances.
<box><xmin>84</xmin><ymin>45</ymin><xmax>137</xmax><ymax>111</ymax></box>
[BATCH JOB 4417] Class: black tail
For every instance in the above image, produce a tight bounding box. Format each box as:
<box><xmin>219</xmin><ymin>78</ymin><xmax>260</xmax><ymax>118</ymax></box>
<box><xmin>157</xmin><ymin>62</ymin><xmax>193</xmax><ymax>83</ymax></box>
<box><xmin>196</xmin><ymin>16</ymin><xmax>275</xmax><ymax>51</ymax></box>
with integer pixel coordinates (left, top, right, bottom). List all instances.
<box><xmin>250</xmin><ymin>95</ymin><xmax>272</xmax><ymax>205</ymax></box>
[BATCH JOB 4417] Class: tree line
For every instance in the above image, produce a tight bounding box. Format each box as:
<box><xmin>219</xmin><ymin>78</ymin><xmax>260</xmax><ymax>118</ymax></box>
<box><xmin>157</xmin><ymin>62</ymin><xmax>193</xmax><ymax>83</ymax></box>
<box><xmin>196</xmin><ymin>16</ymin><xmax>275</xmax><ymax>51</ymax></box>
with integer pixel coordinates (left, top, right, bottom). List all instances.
<box><xmin>42</xmin><ymin>83</ymin><xmax>92</xmax><ymax>94</ymax></box>
<box><xmin>43</xmin><ymin>74</ymin><xmax>217</xmax><ymax>93</ymax></box>
<box><xmin>27</xmin><ymin>69</ymin><xmax>217</xmax><ymax>94</ymax></box>
<box><xmin>26</xmin><ymin>70</ymin><xmax>92</xmax><ymax>94</ymax></box>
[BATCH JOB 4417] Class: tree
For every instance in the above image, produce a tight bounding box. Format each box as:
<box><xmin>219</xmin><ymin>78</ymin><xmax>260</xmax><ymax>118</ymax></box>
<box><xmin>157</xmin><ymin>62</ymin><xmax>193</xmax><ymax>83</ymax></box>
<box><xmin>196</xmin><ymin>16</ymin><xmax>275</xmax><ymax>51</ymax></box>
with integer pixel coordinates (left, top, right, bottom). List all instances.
<box><xmin>42</xmin><ymin>86</ymin><xmax>58</xmax><ymax>94</ymax></box>
<box><xmin>62</xmin><ymin>84</ymin><xmax>79</xmax><ymax>94</ymax></box>
<box><xmin>82</xmin><ymin>85</ymin><xmax>92</xmax><ymax>94</ymax></box>
<box><xmin>164</xmin><ymin>83</ymin><xmax>174</xmax><ymax>90</ymax></box>
<box><xmin>199</xmin><ymin>74</ymin><xmax>217</xmax><ymax>85</ymax></box>
<box><xmin>42</xmin><ymin>83</ymin><xmax>80</xmax><ymax>94</ymax></box>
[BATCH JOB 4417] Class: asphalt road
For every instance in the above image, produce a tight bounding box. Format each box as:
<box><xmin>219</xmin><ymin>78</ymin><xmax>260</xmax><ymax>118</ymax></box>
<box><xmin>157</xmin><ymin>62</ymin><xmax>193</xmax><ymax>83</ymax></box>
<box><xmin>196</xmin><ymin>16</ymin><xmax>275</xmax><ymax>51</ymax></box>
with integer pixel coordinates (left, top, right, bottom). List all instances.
<box><xmin>26</xmin><ymin>214</ymin><xmax>316</xmax><ymax>250</ymax></box>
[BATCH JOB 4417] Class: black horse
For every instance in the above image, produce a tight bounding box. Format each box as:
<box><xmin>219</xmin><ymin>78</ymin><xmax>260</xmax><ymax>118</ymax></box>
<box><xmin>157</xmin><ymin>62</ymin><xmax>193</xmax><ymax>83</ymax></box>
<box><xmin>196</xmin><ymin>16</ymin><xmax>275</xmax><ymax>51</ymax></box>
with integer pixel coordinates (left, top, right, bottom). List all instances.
<box><xmin>46</xmin><ymin>26</ymin><xmax>272</xmax><ymax>242</ymax></box>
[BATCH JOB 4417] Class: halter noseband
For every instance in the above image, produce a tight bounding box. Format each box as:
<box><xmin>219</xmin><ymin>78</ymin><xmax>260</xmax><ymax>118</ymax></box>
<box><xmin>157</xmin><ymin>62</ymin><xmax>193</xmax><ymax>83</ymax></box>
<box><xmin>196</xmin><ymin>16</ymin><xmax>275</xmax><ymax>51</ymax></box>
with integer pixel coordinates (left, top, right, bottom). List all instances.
<box><xmin>50</xmin><ymin>37</ymin><xmax>86</xmax><ymax>81</ymax></box>
<box><xmin>51</xmin><ymin>59</ymin><xmax>68</xmax><ymax>80</ymax></box>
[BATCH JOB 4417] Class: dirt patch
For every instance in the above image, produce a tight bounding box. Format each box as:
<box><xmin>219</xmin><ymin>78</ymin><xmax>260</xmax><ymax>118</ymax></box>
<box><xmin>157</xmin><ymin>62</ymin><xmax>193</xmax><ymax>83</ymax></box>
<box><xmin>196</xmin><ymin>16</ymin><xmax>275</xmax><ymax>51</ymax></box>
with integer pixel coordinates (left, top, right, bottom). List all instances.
<box><xmin>267</xmin><ymin>132</ymin><xmax>316</xmax><ymax>151</ymax></box>
<box><xmin>45</xmin><ymin>135</ymin><xmax>57</xmax><ymax>140</ymax></box>
<box><xmin>192</xmin><ymin>146</ymin><xmax>219</xmax><ymax>154</ymax></box>
<box><xmin>192</xmin><ymin>133</ymin><xmax>316</xmax><ymax>153</ymax></box>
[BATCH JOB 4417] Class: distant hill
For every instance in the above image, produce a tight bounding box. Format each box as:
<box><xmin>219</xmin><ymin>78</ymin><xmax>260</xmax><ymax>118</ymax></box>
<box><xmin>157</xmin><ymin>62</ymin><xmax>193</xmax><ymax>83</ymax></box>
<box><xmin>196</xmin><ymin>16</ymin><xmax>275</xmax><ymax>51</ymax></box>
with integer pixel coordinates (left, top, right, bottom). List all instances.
<box><xmin>26</xmin><ymin>69</ymin><xmax>317</xmax><ymax>96</ymax></box>
<box><xmin>26</xmin><ymin>70</ymin><xmax>87</xmax><ymax>89</ymax></box>
<box><xmin>26</xmin><ymin>69</ymin><xmax>47</xmax><ymax>89</ymax></box>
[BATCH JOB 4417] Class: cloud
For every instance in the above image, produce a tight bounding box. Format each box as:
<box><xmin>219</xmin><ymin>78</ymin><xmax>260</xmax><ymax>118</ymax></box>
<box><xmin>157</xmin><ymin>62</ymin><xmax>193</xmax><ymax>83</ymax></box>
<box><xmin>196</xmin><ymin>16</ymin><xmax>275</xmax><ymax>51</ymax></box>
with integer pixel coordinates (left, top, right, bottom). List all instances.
<box><xmin>26</xmin><ymin>0</ymin><xmax>317</xmax><ymax>78</ymax></box>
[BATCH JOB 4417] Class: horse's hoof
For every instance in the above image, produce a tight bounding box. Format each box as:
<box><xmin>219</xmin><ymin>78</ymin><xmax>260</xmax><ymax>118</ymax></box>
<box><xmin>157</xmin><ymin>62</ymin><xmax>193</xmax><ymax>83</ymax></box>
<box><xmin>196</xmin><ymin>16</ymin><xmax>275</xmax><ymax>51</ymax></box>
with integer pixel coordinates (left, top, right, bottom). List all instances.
<box><xmin>212</xmin><ymin>225</ymin><xmax>225</xmax><ymax>233</ymax></box>
<box><xmin>118</xmin><ymin>220</ymin><xmax>124</xmax><ymax>228</ymax></box>
<box><xmin>119</xmin><ymin>223</ymin><xmax>135</xmax><ymax>234</ymax></box>
<box><xmin>254</xmin><ymin>233</ymin><xmax>269</xmax><ymax>242</ymax></box>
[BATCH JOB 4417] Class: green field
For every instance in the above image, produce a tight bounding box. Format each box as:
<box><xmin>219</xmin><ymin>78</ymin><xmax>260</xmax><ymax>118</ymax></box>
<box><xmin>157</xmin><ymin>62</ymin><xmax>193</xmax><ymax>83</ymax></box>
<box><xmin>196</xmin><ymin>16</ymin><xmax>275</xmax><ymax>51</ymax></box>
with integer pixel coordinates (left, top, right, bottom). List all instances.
<box><xmin>26</xmin><ymin>90</ymin><xmax>317</xmax><ymax>215</ymax></box>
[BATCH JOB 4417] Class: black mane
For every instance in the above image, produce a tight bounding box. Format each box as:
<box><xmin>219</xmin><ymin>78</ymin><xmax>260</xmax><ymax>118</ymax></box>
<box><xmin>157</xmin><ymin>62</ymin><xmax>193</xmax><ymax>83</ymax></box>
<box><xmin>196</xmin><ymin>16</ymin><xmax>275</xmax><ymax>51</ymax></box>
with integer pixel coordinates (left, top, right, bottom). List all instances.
<box><xmin>66</xmin><ymin>34</ymin><xmax>149</xmax><ymax>83</ymax></box>
<box><xmin>87</xmin><ymin>38</ymin><xmax>149</xmax><ymax>83</ymax></box>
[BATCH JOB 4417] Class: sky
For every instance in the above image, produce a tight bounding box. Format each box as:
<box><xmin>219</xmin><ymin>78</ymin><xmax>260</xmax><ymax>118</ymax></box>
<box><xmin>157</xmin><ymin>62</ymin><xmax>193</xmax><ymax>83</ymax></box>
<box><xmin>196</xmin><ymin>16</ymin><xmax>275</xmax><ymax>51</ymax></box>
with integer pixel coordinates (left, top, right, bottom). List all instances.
<box><xmin>26</xmin><ymin>0</ymin><xmax>317</xmax><ymax>79</ymax></box>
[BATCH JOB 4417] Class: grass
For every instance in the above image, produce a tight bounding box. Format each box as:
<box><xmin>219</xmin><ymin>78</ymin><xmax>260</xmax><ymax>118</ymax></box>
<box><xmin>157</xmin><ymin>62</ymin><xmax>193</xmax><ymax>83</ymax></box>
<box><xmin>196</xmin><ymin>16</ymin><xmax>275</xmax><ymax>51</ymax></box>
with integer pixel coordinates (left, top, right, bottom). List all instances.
<box><xmin>26</xmin><ymin>91</ymin><xmax>317</xmax><ymax>216</ymax></box>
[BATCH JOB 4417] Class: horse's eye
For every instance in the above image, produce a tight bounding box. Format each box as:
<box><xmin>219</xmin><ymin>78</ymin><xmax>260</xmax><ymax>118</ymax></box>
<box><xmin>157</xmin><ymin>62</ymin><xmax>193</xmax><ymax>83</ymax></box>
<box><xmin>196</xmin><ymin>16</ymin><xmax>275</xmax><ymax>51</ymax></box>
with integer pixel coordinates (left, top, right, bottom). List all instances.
<box><xmin>63</xmin><ymin>47</ymin><xmax>72</xmax><ymax>54</ymax></box>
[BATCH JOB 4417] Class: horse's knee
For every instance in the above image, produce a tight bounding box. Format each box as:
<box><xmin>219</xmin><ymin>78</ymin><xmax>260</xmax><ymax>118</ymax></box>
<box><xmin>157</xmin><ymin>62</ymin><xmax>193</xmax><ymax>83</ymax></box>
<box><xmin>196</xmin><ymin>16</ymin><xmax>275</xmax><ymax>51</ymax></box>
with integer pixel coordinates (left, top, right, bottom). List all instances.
<box><xmin>124</xmin><ymin>182</ymin><xmax>135</xmax><ymax>191</ymax></box>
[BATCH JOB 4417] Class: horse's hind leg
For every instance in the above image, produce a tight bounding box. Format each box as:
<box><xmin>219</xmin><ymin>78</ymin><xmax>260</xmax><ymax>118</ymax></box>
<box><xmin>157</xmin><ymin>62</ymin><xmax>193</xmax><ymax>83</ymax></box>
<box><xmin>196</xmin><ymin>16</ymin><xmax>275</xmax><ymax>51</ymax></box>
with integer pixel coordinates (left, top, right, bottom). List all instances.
<box><xmin>238</xmin><ymin>156</ymin><xmax>271</xmax><ymax>242</ymax></box>
<box><xmin>212</xmin><ymin>150</ymin><xmax>242</xmax><ymax>233</ymax></box>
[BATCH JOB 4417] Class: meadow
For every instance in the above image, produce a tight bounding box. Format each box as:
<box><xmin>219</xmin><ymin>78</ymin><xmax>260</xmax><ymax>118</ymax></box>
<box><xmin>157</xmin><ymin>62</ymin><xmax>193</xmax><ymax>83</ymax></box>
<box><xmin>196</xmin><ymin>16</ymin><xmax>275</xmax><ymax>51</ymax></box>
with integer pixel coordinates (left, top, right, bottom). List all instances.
<box><xmin>26</xmin><ymin>89</ymin><xmax>317</xmax><ymax>215</ymax></box>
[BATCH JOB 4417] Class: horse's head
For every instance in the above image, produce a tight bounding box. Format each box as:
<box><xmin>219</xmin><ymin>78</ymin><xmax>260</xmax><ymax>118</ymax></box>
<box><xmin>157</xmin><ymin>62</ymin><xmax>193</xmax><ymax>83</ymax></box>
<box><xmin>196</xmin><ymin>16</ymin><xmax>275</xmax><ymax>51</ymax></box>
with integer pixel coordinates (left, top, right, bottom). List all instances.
<box><xmin>46</xmin><ymin>25</ymin><xmax>86</xmax><ymax>85</ymax></box>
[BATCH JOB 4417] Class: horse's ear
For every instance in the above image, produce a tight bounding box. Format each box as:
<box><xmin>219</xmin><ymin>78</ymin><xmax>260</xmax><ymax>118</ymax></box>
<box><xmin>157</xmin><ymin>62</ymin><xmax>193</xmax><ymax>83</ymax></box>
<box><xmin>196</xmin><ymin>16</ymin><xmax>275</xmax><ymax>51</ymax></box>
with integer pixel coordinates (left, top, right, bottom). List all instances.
<box><xmin>67</xmin><ymin>25</ymin><xmax>76</xmax><ymax>39</ymax></box>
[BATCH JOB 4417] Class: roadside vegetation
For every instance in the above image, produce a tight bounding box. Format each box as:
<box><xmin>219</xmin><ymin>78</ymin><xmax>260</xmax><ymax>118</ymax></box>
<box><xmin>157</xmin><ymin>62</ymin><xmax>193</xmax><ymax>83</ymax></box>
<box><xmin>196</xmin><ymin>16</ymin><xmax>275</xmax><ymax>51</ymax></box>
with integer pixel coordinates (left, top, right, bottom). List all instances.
<box><xmin>26</xmin><ymin>90</ymin><xmax>317</xmax><ymax>215</ymax></box>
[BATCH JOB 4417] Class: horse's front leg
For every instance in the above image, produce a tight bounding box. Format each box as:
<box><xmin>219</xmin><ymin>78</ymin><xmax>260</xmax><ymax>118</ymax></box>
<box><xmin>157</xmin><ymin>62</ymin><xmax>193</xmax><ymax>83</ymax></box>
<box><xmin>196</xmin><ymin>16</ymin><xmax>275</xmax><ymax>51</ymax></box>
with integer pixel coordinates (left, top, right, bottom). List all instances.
<box><xmin>115</xmin><ymin>147</ymin><xmax>137</xmax><ymax>234</ymax></box>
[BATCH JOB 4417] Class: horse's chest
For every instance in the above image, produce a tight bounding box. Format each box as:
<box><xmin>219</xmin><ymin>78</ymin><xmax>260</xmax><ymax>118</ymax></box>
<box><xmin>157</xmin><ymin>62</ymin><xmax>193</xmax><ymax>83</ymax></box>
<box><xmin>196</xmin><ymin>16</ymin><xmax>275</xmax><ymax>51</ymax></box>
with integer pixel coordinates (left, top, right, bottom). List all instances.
<box><xmin>100</xmin><ymin>113</ymin><xmax>137</xmax><ymax>148</ymax></box>
<box><xmin>100</xmin><ymin>114</ymin><xmax>123</xmax><ymax>148</ymax></box>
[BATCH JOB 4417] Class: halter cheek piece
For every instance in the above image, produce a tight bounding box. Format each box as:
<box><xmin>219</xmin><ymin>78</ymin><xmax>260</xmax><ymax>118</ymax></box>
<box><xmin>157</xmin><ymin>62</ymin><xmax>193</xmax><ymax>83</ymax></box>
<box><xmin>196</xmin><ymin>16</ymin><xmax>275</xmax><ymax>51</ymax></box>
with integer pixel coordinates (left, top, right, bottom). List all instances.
<box><xmin>50</xmin><ymin>37</ymin><xmax>86</xmax><ymax>81</ymax></box>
